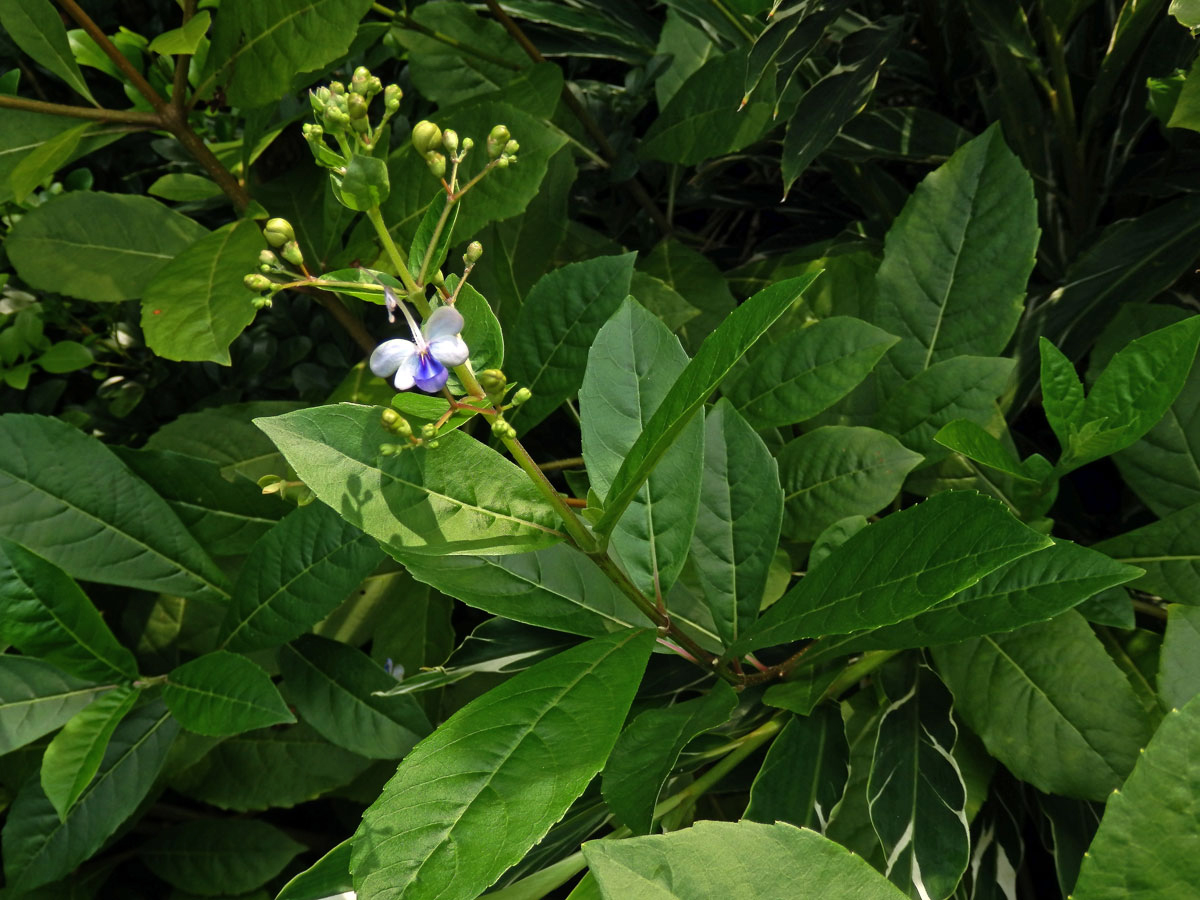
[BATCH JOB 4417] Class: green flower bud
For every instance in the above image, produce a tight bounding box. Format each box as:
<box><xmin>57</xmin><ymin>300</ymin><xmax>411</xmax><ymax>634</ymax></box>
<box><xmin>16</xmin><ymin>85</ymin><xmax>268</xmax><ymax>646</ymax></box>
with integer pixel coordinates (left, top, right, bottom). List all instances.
<box><xmin>329</xmin><ymin>81</ymin><xmax>346</xmax><ymax>95</ymax></box>
<box><xmin>494</xmin><ymin>156</ymin><xmax>510</xmax><ymax>169</ymax></box>
<box><xmin>486</xmin><ymin>124</ymin><xmax>510</xmax><ymax>158</ymax></box>
<box><xmin>478</xmin><ymin>368</ymin><xmax>506</xmax><ymax>398</ymax></box>
<box><xmin>420</xmin><ymin>423</ymin><xmax>438</xmax><ymax>440</ymax></box>
<box><xmin>442</xmin><ymin>129</ymin><xmax>459</xmax><ymax>155</ymax></box>
<box><xmin>379</xmin><ymin>442</ymin><xmax>401</xmax><ymax>456</ymax></box>
<box><xmin>252</xmin><ymin>296</ymin><xmax>273</xmax><ymax>309</ymax></box>
<box><xmin>324</xmin><ymin>105</ymin><xmax>350</xmax><ymax>131</ymax></box>
<box><xmin>503</xmin><ymin>139</ymin><xmax>519</xmax><ymax>156</ymax></box>
<box><xmin>347</xmin><ymin>92</ymin><xmax>368</xmax><ymax>120</ymax></box>
<box><xmin>258</xmin><ymin>249</ymin><xmax>278</xmax><ymax>266</ymax></box>
<box><xmin>461</xmin><ymin>136</ymin><xmax>474</xmax><ymax>151</ymax></box>
<box><xmin>303</xmin><ymin>123</ymin><xmax>324</xmax><ymax>144</ymax></box>
<box><xmin>263</xmin><ymin>218</ymin><xmax>294</xmax><ymax>247</ymax></box>
<box><xmin>367</xmin><ymin>76</ymin><xmax>383</xmax><ymax>97</ymax></box>
<box><xmin>490</xmin><ymin>417</ymin><xmax>509</xmax><ymax>437</ymax></box>
<box><xmin>511</xmin><ymin>387</ymin><xmax>532</xmax><ymax>406</ymax></box>
<box><xmin>411</xmin><ymin>120</ymin><xmax>442</xmax><ymax>155</ymax></box>
<box><xmin>425</xmin><ymin>151</ymin><xmax>447</xmax><ymax>179</ymax></box>
<box><xmin>464</xmin><ymin>241</ymin><xmax>483</xmax><ymax>264</ymax></box>
<box><xmin>351</xmin><ymin>66</ymin><xmax>371</xmax><ymax>94</ymax></box>
<box><xmin>384</xmin><ymin>84</ymin><xmax>401</xmax><ymax>111</ymax></box>
<box><xmin>244</xmin><ymin>273</ymin><xmax>273</xmax><ymax>291</ymax></box>
<box><xmin>281</xmin><ymin>240</ymin><xmax>304</xmax><ymax>267</ymax></box>
<box><xmin>425</xmin><ymin>439</ymin><xmax>440</xmax><ymax>449</ymax></box>
<box><xmin>381</xmin><ymin>408</ymin><xmax>413</xmax><ymax>437</ymax></box>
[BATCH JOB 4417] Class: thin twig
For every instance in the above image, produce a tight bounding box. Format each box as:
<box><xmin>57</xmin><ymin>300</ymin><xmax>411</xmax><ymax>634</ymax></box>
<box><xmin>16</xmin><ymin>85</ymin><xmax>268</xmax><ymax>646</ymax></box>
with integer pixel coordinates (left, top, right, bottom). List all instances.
<box><xmin>0</xmin><ymin>93</ymin><xmax>159</xmax><ymax>124</ymax></box>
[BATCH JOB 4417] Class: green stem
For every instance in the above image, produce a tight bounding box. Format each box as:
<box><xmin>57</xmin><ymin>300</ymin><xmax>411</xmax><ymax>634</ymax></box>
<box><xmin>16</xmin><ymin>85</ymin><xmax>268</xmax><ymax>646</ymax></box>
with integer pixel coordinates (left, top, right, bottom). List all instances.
<box><xmin>417</xmin><ymin>194</ymin><xmax>455</xmax><ymax>286</ymax></box>
<box><xmin>0</xmin><ymin>93</ymin><xmax>158</xmax><ymax>124</ymax></box>
<box><xmin>365</xmin><ymin>206</ymin><xmax>427</xmax><ymax>314</ymax></box>
<box><xmin>708</xmin><ymin>0</ymin><xmax>755</xmax><ymax>42</ymax></box>
<box><xmin>819</xmin><ymin>650</ymin><xmax>899</xmax><ymax>702</ymax></box>
<box><xmin>500</xmin><ymin>431</ymin><xmax>599</xmax><ymax>552</ymax></box>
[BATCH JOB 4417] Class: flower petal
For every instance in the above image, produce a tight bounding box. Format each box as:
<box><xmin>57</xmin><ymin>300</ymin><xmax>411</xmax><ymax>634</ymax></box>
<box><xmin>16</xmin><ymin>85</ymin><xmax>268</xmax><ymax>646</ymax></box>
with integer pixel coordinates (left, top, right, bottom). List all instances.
<box><xmin>413</xmin><ymin>351</ymin><xmax>449</xmax><ymax>392</ymax></box>
<box><xmin>370</xmin><ymin>339</ymin><xmax>416</xmax><ymax>378</ymax></box>
<box><xmin>392</xmin><ymin>353</ymin><xmax>418</xmax><ymax>391</ymax></box>
<box><xmin>423</xmin><ymin>306</ymin><xmax>465</xmax><ymax>342</ymax></box>
<box><xmin>429</xmin><ymin>334</ymin><xmax>470</xmax><ymax>366</ymax></box>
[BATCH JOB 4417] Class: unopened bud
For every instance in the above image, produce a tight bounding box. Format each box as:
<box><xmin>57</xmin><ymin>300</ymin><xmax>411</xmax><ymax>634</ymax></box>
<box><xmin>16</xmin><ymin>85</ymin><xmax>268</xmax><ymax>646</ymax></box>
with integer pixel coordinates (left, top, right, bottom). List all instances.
<box><xmin>258</xmin><ymin>249</ymin><xmax>279</xmax><ymax>266</ymax></box>
<box><xmin>478</xmin><ymin>369</ymin><xmax>506</xmax><ymax>399</ymax></box>
<box><xmin>367</xmin><ymin>76</ymin><xmax>383</xmax><ymax>97</ymax></box>
<box><xmin>486</xmin><ymin>124</ymin><xmax>510</xmax><ymax>158</ymax></box>
<box><xmin>464</xmin><ymin>241</ymin><xmax>483</xmax><ymax>264</ymax></box>
<box><xmin>252</xmin><ymin>296</ymin><xmax>273</xmax><ymax>309</ymax></box>
<box><xmin>461</xmin><ymin>136</ymin><xmax>474</xmax><ymax>151</ymax></box>
<box><xmin>503</xmin><ymin>139</ymin><xmax>519</xmax><ymax>156</ymax></box>
<box><xmin>351</xmin><ymin>66</ymin><xmax>371</xmax><ymax>94</ymax></box>
<box><xmin>329</xmin><ymin>81</ymin><xmax>346</xmax><ymax>95</ymax></box>
<box><xmin>384</xmin><ymin>84</ymin><xmax>401</xmax><ymax>111</ymax></box>
<box><xmin>494</xmin><ymin>156</ymin><xmax>509</xmax><ymax>169</ymax></box>
<box><xmin>281</xmin><ymin>240</ymin><xmax>304</xmax><ymax>267</ymax></box>
<box><xmin>442</xmin><ymin>129</ymin><xmax>459</xmax><ymax>155</ymax></box>
<box><xmin>381</xmin><ymin>408</ymin><xmax>412</xmax><ymax>437</ymax></box>
<box><xmin>511</xmin><ymin>387</ymin><xmax>531</xmax><ymax>406</ymax></box>
<box><xmin>347</xmin><ymin>92</ymin><xmax>368</xmax><ymax>120</ymax></box>
<box><xmin>379</xmin><ymin>443</ymin><xmax>402</xmax><ymax>456</ymax></box>
<box><xmin>420</xmin><ymin>423</ymin><xmax>438</xmax><ymax>440</ymax></box>
<box><xmin>411</xmin><ymin>120</ymin><xmax>442</xmax><ymax>155</ymax></box>
<box><xmin>324</xmin><ymin>105</ymin><xmax>350</xmax><ymax>131</ymax></box>
<box><xmin>263</xmin><ymin>218</ymin><xmax>294</xmax><ymax>247</ymax></box>
<box><xmin>303</xmin><ymin>123</ymin><xmax>324</xmax><ymax>144</ymax></box>
<box><xmin>244</xmin><ymin>273</ymin><xmax>272</xmax><ymax>291</ymax></box>
<box><xmin>425</xmin><ymin>439</ymin><xmax>440</xmax><ymax>449</ymax></box>
<box><xmin>425</xmin><ymin>151</ymin><xmax>446</xmax><ymax>179</ymax></box>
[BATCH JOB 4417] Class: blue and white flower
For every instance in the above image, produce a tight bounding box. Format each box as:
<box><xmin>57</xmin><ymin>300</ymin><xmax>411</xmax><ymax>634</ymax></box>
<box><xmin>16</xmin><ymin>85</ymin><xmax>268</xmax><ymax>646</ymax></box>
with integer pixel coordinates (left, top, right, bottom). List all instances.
<box><xmin>369</xmin><ymin>286</ymin><xmax>469</xmax><ymax>393</ymax></box>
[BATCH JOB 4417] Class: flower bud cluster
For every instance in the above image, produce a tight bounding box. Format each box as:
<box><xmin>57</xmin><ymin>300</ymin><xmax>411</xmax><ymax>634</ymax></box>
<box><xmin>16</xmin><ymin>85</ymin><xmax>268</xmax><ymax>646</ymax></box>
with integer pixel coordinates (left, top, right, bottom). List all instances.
<box><xmin>410</xmin><ymin>120</ymin><xmax>517</xmax><ymax>183</ymax></box>
<box><xmin>305</xmin><ymin>66</ymin><xmax>400</xmax><ymax>160</ymax></box>
<box><xmin>379</xmin><ymin>408</ymin><xmax>441</xmax><ymax>453</ymax></box>
<box><xmin>244</xmin><ymin>217</ymin><xmax>305</xmax><ymax>305</ymax></box>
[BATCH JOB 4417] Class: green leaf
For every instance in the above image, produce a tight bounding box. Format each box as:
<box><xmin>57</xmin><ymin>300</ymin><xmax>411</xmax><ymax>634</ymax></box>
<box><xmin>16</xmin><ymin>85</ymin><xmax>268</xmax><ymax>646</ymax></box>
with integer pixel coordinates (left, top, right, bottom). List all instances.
<box><xmin>1072</xmin><ymin>694</ymin><xmax>1200</xmax><ymax>899</ymax></box>
<box><xmin>35</xmin><ymin>339</ymin><xmax>93</xmax><ymax>374</ymax></box>
<box><xmin>147</xmin><ymin>172</ymin><xmax>225</xmax><ymax>202</ymax></box>
<box><xmin>867</xmin><ymin>662</ymin><xmax>969</xmax><ymax>899</ymax></box>
<box><xmin>641</xmin><ymin>48</ymin><xmax>775</xmax><ymax>165</ymax></box>
<box><xmin>1093</xmin><ymin>501</ymin><xmax>1200</xmax><ymax>605</ymax></box>
<box><xmin>629</xmin><ymin>271</ymin><xmax>701</xmax><ymax>333</ymax></box>
<box><xmin>218</xmin><ymin>502</ymin><xmax>384</xmax><ymax>653</ymax></box>
<box><xmin>255</xmin><ymin>404</ymin><xmax>564</xmax><ymax>556</ymax></box>
<box><xmin>601</xmin><ymin>683</ymin><xmax>738</xmax><ymax>834</ymax></box>
<box><xmin>332</xmin><ymin>153</ymin><xmax>390</xmax><ymax>211</ymax></box>
<box><xmin>1</xmin><ymin>702</ymin><xmax>179</xmax><ymax>897</ymax></box>
<box><xmin>10</xmin><ymin>122</ymin><xmax>92</xmax><ymax>204</ymax></box>
<box><xmin>689</xmin><ymin>400</ymin><xmax>782</xmax><ymax>647</ymax></box>
<box><xmin>580</xmin><ymin>298</ymin><xmax>702</xmax><ymax>595</ymax></box>
<box><xmin>409</xmin><ymin>194</ymin><xmax>458</xmax><ymax>284</ymax></box>
<box><xmin>596</xmin><ymin>273</ymin><xmax>822</xmax><ymax>536</ymax></box>
<box><xmin>141</xmin><ymin>817</ymin><xmax>303</xmax><ymax>896</ymax></box>
<box><xmin>401</xmin><ymin>544</ymin><xmax>650</xmax><ymax>637</ymax></box>
<box><xmin>163</xmin><ymin>650</ymin><xmax>295</xmax><ymax>737</ymax></box>
<box><xmin>1171</xmin><ymin>0</ymin><xmax>1200</xmax><ymax>29</ymax></box>
<box><xmin>351</xmin><ymin>629</ymin><xmax>654</xmax><ymax>900</ymax></box>
<box><xmin>0</xmin><ymin>657</ymin><xmax>107</xmax><ymax>755</ymax></box>
<box><xmin>140</xmin><ymin>219</ymin><xmax>265</xmax><ymax>365</ymax></box>
<box><xmin>0</xmin><ymin>0</ymin><xmax>95</xmax><ymax>103</ymax></box>
<box><xmin>583</xmin><ymin>820</ymin><xmax>908</xmax><ymax>899</ymax></box>
<box><xmin>169</xmin><ymin>722</ymin><xmax>371</xmax><ymax>811</ymax></box>
<box><xmin>932</xmin><ymin>611</ymin><xmax>1152</xmax><ymax>801</ymax></box>
<box><xmin>781</xmin><ymin>21</ymin><xmax>899</xmax><ymax>196</ymax></box>
<box><xmin>934</xmin><ymin>420</ymin><xmax>1032</xmax><ymax>481</ymax></box>
<box><xmin>875</xmin><ymin>124</ymin><xmax>1038</xmax><ymax>382</ymax></box>
<box><xmin>876</xmin><ymin>356</ymin><xmax>1015</xmax><ymax>459</ymax></box>
<box><xmin>1040</xmin><ymin>335</ymin><xmax>1086</xmax><ymax>449</ymax></box>
<box><xmin>392</xmin><ymin>1</ymin><xmax>527</xmax><ymax>106</ymax></box>
<box><xmin>656</xmin><ymin>10</ymin><xmax>716</xmax><ymax>109</ymax></box>
<box><xmin>745</xmin><ymin>706</ymin><xmax>848</xmax><ymax>831</ymax></box>
<box><xmin>809</xmin><ymin>515</ymin><xmax>869</xmax><ymax>571</ymax></box>
<box><xmin>203</xmin><ymin>0</ymin><xmax>375</xmax><ymax>108</ymax></box>
<box><xmin>278</xmin><ymin>634</ymin><xmax>430</xmax><ymax>760</ymax></box>
<box><xmin>0</xmin><ymin>110</ymin><xmax>122</xmax><ymax>206</ymax></box>
<box><xmin>147</xmin><ymin>10</ymin><xmax>212</xmax><ymax>55</ymax></box>
<box><xmin>146</xmin><ymin>400</ymin><xmax>304</xmax><ymax>483</ymax></box>
<box><xmin>507</xmin><ymin>252</ymin><xmax>637</xmax><ymax>432</ymax></box>
<box><xmin>0</xmin><ymin>414</ymin><xmax>229</xmax><ymax>601</ymax></box>
<box><xmin>1060</xmin><ymin>316</ymin><xmax>1200</xmax><ymax>471</ymax></box>
<box><xmin>723</xmin><ymin>317</ymin><xmax>897</xmax><ymax>429</ymax></box>
<box><xmin>275</xmin><ymin>838</ymin><xmax>353</xmax><ymax>900</ymax></box>
<box><xmin>0</xmin><ymin>539</ymin><xmax>138</xmax><ymax>682</ymax></box>
<box><xmin>845</xmin><ymin>539</ymin><xmax>1143</xmax><ymax>652</ymax></box>
<box><xmin>114</xmin><ymin>447</ymin><xmax>285</xmax><ymax>557</ymax></box>
<box><xmin>734</xmin><ymin>491</ymin><xmax>1051</xmax><ymax>654</ymax></box>
<box><xmin>777</xmin><ymin>426</ymin><xmax>923</xmax><ymax>542</ymax></box>
<box><xmin>40</xmin><ymin>685</ymin><xmax>138</xmax><ymax>821</ymax></box>
<box><xmin>6</xmin><ymin>192</ymin><xmax>207</xmax><ymax>302</ymax></box>
<box><xmin>1158</xmin><ymin>604</ymin><xmax>1200</xmax><ymax>710</ymax></box>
